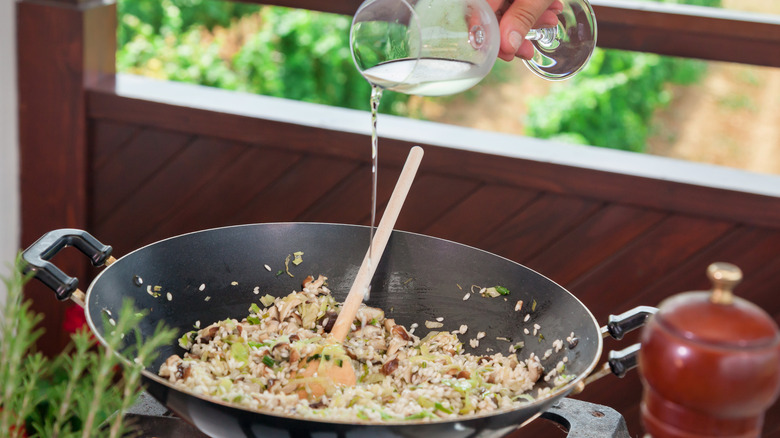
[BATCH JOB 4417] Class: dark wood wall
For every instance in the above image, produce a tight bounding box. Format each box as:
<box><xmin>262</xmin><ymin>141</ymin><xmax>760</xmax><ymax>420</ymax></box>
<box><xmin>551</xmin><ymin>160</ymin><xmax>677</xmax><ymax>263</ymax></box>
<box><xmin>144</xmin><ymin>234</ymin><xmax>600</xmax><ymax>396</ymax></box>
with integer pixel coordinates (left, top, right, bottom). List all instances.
<box><xmin>17</xmin><ymin>0</ymin><xmax>780</xmax><ymax>436</ymax></box>
<box><xmin>84</xmin><ymin>75</ymin><xmax>780</xmax><ymax>436</ymax></box>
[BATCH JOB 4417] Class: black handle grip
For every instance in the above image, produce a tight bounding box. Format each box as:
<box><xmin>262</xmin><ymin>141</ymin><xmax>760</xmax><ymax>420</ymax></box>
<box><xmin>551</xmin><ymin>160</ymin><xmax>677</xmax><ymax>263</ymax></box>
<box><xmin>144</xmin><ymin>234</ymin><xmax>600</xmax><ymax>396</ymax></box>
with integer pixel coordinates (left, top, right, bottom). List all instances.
<box><xmin>608</xmin><ymin>343</ymin><xmax>640</xmax><ymax>378</ymax></box>
<box><xmin>604</xmin><ymin>306</ymin><xmax>658</xmax><ymax>340</ymax></box>
<box><xmin>21</xmin><ymin>229</ymin><xmax>113</xmax><ymax>301</ymax></box>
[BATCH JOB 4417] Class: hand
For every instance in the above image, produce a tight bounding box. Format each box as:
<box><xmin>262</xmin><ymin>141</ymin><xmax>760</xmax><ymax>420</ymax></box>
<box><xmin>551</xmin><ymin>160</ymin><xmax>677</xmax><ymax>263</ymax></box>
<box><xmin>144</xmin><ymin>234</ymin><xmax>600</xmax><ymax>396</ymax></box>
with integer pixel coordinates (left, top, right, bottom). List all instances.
<box><xmin>486</xmin><ymin>0</ymin><xmax>563</xmax><ymax>61</ymax></box>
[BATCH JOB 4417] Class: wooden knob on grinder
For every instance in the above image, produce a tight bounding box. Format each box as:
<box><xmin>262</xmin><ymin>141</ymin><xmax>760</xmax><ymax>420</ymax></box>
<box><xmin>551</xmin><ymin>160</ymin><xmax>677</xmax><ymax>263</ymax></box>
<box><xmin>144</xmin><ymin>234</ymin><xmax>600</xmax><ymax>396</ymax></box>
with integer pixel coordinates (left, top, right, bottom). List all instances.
<box><xmin>638</xmin><ymin>263</ymin><xmax>780</xmax><ymax>438</ymax></box>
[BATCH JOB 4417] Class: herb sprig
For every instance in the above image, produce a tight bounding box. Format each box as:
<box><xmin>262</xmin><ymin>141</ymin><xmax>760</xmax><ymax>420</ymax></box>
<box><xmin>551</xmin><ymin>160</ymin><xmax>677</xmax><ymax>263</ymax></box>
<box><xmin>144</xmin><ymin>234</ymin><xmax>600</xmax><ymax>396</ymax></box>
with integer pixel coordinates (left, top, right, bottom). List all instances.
<box><xmin>0</xmin><ymin>255</ymin><xmax>177</xmax><ymax>437</ymax></box>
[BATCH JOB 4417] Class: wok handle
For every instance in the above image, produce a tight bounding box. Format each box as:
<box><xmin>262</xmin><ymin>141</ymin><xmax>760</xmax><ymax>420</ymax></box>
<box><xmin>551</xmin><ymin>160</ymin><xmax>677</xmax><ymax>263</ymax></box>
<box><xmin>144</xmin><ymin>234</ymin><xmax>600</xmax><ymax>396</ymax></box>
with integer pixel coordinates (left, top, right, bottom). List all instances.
<box><xmin>608</xmin><ymin>343</ymin><xmax>640</xmax><ymax>378</ymax></box>
<box><xmin>601</xmin><ymin>305</ymin><xmax>657</xmax><ymax>340</ymax></box>
<box><xmin>579</xmin><ymin>306</ymin><xmax>658</xmax><ymax>389</ymax></box>
<box><xmin>21</xmin><ymin>229</ymin><xmax>113</xmax><ymax>301</ymax></box>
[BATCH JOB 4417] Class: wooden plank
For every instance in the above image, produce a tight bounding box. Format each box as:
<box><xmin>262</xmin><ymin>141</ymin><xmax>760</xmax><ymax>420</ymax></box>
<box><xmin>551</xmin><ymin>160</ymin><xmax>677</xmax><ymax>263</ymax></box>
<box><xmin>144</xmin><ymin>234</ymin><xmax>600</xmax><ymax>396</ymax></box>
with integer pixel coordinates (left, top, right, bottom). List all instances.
<box><xmin>528</xmin><ymin>204</ymin><xmax>667</xmax><ymax>286</ymax></box>
<box><xmin>570</xmin><ymin>215</ymin><xmax>733</xmax><ymax>321</ymax></box>
<box><xmin>296</xmin><ymin>164</ymin><xmax>388</xmax><ymax>225</ymax></box>
<box><xmin>300</xmin><ymin>161</ymin><xmax>480</xmax><ymax>230</ymax></box>
<box><xmin>86</xmin><ymin>81</ymin><xmax>780</xmax><ymax>229</ymax></box>
<box><xmin>394</xmin><ymin>173</ymin><xmax>481</xmax><ymax>233</ymax></box>
<box><xmin>144</xmin><ymin>144</ymin><xmax>304</xmax><ymax>243</ymax></box>
<box><xmin>612</xmin><ymin>226</ymin><xmax>780</xmax><ymax>312</ymax></box>
<box><xmin>480</xmin><ymin>193</ymin><xmax>601</xmax><ymax>263</ymax></box>
<box><xmin>749</xmin><ymin>257</ymin><xmax>780</xmax><ymax>318</ymax></box>
<box><xmin>592</xmin><ymin>0</ymin><xmax>780</xmax><ymax>67</ymax></box>
<box><xmin>94</xmin><ymin>137</ymin><xmax>246</xmax><ymax>253</ymax></box>
<box><xmin>763</xmin><ymin>387</ymin><xmax>780</xmax><ymax>437</ymax></box>
<box><xmin>229</xmin><ymin>154</ymin><xmax>361</xmax><ymax>225</ymax></box>
<box><xmin>89</xmin><ymin>120</ymin><xmax>140</xmax><ymax>171</ymax></box>
<box><xmin>17</xmin><ymin>0</ymin><xmax>115</xmax><ymax>356</ymax></box>
<box><xmin>92</xmin><ymin>128</ymin><xmax>192</xmax><ymax>224</ymax></box>
<box><xmin>422</xmin><ymin>184</ymin><xmax>539</xmax><ymax>246</ymax></box>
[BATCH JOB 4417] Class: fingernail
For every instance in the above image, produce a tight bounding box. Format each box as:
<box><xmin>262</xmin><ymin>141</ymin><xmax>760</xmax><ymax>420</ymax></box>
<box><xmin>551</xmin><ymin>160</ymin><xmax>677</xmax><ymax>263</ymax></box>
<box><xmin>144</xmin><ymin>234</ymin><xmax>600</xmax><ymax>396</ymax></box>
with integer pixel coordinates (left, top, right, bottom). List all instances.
<box><xmin>509</xmin><ymin>31</ymin><xmax>522</xmax><ymax>51</ymax></box>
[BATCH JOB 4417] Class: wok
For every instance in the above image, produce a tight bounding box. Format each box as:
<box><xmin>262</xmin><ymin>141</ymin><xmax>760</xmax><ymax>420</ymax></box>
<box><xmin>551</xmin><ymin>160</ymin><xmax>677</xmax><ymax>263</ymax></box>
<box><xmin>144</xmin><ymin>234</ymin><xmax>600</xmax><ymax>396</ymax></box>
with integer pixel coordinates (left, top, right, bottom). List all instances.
<box><xmin>22</xmin><ymin>223</ymin><xmax>651</xmax><ymax>437</ymax></box>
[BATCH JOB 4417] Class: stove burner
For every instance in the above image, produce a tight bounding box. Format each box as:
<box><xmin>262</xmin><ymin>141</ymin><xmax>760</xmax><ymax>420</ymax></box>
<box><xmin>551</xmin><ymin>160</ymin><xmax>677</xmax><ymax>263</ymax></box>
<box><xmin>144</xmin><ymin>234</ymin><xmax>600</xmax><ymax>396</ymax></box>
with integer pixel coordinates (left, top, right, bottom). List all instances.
<box><xmin>121</xmin><ymin>392</ymin><xmax>629</xmax><ymax>437</ymax></box>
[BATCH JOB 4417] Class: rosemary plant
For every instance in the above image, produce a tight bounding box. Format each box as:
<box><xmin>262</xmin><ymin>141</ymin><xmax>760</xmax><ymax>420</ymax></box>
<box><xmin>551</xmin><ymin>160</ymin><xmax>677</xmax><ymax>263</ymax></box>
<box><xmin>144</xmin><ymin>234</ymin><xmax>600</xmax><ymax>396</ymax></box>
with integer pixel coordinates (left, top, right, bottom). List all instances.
<box><xmin>0</xmin><ymin>256</ymin><xmax>177</xmax><ymax>437</ymax></box>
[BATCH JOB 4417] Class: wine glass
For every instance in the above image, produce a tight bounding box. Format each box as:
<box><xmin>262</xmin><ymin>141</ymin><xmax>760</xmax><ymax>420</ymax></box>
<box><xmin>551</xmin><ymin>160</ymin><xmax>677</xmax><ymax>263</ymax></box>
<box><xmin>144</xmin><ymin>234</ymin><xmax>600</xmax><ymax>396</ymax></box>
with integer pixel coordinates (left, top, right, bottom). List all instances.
<box><xmin>350</xmin><ymin>0</ymin><xmax>597</xmax><ymax>96</ymax></box>
<box><xmin>523</xmin><ymin>0</ymin><xmax>597</xmax><ymax>80</ymax></box>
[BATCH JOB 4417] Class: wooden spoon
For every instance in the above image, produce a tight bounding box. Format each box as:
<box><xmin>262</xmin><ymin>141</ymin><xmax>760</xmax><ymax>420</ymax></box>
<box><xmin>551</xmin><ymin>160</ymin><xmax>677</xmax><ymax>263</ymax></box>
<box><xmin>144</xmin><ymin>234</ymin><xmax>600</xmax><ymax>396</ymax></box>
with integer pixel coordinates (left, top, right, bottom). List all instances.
<box><xmin>297</xmin><ymin>146</ymin><xmax>424</xmax><ymax>399</ymax></box>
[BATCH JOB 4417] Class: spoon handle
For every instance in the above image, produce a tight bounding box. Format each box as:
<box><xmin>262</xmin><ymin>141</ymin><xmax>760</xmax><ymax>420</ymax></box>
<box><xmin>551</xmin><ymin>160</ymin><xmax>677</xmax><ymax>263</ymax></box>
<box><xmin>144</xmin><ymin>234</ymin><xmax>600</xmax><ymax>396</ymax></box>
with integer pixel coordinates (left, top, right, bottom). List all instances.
<box><xmin>330</xmin><ymin>146</ymin><xmax>424</xmax><ymax>343</ymax></box>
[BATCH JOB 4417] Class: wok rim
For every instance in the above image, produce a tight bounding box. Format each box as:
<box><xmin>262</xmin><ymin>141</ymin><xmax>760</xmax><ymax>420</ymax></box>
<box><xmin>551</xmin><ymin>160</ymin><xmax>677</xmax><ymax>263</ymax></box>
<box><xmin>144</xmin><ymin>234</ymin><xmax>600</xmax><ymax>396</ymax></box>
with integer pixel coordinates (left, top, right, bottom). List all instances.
<box><xmin>84</xmin><ymin>222</ymin><xmax>604</xmax><ymax>427</ymax></box>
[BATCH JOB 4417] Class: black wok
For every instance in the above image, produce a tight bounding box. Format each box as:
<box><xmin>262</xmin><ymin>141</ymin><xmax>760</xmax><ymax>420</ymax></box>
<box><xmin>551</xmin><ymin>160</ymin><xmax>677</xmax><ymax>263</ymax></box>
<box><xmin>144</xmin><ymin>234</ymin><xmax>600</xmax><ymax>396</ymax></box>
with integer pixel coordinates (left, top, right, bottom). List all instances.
<box><xmin>23</xmin><ymin>223</ymin><xmax>648</xmax><ymax>437</ymax></box>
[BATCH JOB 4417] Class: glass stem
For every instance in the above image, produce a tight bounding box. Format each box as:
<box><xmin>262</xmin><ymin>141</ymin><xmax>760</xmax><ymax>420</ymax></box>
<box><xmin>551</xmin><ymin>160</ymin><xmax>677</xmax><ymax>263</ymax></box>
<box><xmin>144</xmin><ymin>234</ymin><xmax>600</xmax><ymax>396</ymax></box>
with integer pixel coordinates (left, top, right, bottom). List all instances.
<box><xmin>526</xmin><ymin>27</ymin><xmax>557</xmax><ymax>47</ymax></box>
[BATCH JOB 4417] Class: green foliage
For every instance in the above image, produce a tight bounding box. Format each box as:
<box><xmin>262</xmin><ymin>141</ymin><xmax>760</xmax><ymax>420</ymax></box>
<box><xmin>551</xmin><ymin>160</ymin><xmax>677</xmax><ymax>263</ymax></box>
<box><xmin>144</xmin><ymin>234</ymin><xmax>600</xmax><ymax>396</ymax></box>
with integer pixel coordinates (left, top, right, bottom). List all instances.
<box><xmin>525</xmin><ymin>0</ymin><xmax>720</xmax><ymax>152</ymax></box>
<box><xmin>117</xmin><ymin>2</ymin><xmax>408</xmax><ymax>114</ymax></box>
<box><xmin>0</xmin><ymin>256</ymin><xmax>177</xmax><ymax>437</ymax></box>
<box><xmin>117</xmin><ymin>0</ymin><xmax>260</xmax><ymax>47</ymax></box>
<box><xmin>116</xmin><ymin>0</ymin><xmax>724</xmax><ymax>150</ymax></box>
<box><xmin>231</xmin><ymin>7</ymin><xmax>406</xmax><ymax>112</ymax></box>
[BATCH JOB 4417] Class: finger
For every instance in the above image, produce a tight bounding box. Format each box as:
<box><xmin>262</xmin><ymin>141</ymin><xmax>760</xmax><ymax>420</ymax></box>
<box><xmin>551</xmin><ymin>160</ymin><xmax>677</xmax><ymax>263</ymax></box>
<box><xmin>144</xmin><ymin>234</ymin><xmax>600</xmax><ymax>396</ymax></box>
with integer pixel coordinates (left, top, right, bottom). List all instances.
<box><xmin>485</xmin><ymin>0</ymin><xmax>505</xmax><ymax>12</ymax></box>
<box><xmin>534</xmin><ymin>8</ymin><xmax>560</xmax><ymax>28</ymax></box>
<box><xmin>497</xmin><ymin>0</ymin><xmax>556</xmax><ymax>59</ymax></box>
<box><xmin>514</xmin><ymin>40</ymin><xmax>535</xmax><ymax>60</ymax></box>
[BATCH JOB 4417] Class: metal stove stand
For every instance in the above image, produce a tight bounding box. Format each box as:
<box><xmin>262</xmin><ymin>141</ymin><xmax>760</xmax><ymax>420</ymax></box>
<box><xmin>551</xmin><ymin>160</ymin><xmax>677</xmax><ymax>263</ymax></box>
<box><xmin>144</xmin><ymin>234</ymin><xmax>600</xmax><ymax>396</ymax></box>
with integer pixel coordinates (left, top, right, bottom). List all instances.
<box><xmin>122</xmin><ymin>392</ymin><xmax>629</xmax><ymax>437</ymax></box>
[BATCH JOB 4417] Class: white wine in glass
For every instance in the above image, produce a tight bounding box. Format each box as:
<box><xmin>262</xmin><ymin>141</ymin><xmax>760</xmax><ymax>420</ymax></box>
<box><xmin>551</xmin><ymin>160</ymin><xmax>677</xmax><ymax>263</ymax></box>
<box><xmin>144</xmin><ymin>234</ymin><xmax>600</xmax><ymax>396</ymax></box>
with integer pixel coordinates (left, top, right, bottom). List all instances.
<box><xmin>351</xmin><ymin>0</ymin><xmax>597</xmax><ymax>96</ymax></box>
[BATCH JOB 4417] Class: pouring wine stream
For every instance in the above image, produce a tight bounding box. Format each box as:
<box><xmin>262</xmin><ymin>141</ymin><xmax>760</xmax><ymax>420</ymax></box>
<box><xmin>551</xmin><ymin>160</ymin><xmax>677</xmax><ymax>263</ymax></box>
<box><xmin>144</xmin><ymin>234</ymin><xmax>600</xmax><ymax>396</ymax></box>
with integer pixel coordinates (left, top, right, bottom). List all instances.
<box><xmin>298</xmin><ymin>146</ymin><xmax>424</xmax><ymax>398</ymax></box>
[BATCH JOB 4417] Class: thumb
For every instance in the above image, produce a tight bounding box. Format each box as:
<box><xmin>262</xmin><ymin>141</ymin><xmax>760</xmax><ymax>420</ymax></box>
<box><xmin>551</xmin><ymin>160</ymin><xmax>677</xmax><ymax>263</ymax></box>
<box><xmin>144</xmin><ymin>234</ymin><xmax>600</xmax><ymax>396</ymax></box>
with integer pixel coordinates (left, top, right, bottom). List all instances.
<box><xmin>498</xmin><ymin>0</ymin><xmax>555</xmax><ymax>58</ymax></box>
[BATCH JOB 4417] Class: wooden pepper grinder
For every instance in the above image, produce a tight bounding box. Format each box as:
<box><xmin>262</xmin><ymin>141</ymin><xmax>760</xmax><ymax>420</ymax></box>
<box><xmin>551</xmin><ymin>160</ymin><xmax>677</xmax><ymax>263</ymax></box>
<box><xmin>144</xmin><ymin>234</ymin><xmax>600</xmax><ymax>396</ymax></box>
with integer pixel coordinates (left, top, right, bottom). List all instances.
<box><xmin>639</xmin><ymin>262</ymin><xmax>780</xmax><ymax>438</ymax></box>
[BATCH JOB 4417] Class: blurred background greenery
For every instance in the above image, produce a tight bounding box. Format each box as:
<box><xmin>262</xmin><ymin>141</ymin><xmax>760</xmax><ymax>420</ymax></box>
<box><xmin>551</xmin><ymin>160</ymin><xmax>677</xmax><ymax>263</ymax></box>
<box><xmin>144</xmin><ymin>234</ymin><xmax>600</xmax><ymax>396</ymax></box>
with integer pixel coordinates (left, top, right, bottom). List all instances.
<box><xmin>116</xmin><ymin>0</ymin><xmax>721</xmax><ymax>153</ymax></box>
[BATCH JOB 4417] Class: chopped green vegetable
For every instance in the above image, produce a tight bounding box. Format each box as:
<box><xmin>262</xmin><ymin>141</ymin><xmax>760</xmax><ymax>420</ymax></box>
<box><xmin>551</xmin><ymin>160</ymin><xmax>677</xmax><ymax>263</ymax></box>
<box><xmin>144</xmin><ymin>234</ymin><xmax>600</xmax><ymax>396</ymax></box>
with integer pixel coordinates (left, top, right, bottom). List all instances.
<box><xmin>299</xmin><ymin>302</ymin><xmax>319</xmax><ymax>329</ymax></box>
<box><xmin>262</xmin><ymin>355</ymin><xmax>276</xmax><ymax>367</ymax></box>
<box><xmin>275</xmin><ymin>270</ymin><xmax>284</xmax><ymax>277</ymax></box>
<box><xmin>260</xmin><ymin>294</ymin><xmax>276</xmax><ymax>307</ymax></box>
<box><xmin>324</xmin><ymin>354</ymin><xmax>331</xmax><ymax>361</ymax></box>
<box><xmin>479</xmin><ymin>286</ymin><xmax>510</xmax><ymax>297</ymax></box>
<box><xmin>494</xmin><ymin>286</ymin><xmax>510</xmax><ymax>295</ymax></box>
<box><xmin>249</xmin><ymin>303</ymin><xmax>261</xmax><ymax>314</ymax></box>
<box><xmin>231</xmin><ymin>342</ymin><xmax>249</xmax><ymax>363</ymax></box>
<box><xmin>248</xmin><ymin>341</ymin><xmax>268</xmax><ymax>349</ymax></box>
<box><xmin>417</xmin><ymin>396</ymin><xmax>434</xmax><ymax>408</ymax></box>
<box><xmin>434</xmin><ymin>402</ymin><xmax>453</xmax><ymax>414</ymax></box>
<box><xmin>359</xmin><ymin>363</ymin><xmax>369</xmax><ymax>382</ymax></box>
<box><xmin>247</xmin><ymin>316</ymin><xmax>261</xmax><ymax>325</ymax></box>
<box><xmin>513</xmin><ymin>342</ymin><xmax>525</xmax><ymax>350</ymax></box>
<box><xmin>178</xmin><ymin>331</ymin><xmax>194</xmax><ymax>349</ymax></box>
<box><xmin>532</xmin><ymin>299</ymin><xmax>537</xmax><ymax>312</ymax></box>
<box><xmin>356</xmin><ymin>410</ymin><xmax>370</xmax><ymax>421</ymax></box>
<box><xmin>405</xmin><ymin>411</ymin><xmax>435</xmax><ymax>420</ymax></box>
<box><xmin>336</xmin><ymin>359</ymin><xmax>343</xmax><ymax>367</ymax></box>
<box><xmin>218</xmin><ymin>378</ymin><xmax>233</xmax><ymax>393</ymax></box>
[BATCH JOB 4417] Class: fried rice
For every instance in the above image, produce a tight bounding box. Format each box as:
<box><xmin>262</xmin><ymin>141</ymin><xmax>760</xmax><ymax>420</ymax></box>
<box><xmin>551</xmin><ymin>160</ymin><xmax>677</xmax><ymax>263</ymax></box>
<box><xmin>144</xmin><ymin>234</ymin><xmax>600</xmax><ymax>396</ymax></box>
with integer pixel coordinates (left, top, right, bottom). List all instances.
<box><xmin>158</xmin><ymin>275</ymin><xmax>573</xmax><ymax>422</ymax></box>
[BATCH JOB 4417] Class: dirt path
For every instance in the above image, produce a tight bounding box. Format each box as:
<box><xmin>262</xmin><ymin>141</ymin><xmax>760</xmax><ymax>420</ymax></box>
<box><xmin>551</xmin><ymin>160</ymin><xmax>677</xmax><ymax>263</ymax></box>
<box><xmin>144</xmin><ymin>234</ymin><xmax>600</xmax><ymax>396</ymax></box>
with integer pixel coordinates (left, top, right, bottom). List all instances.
<box><xmin>645</xmin><ymin>64</ymin><xmax>780</xmax><ymax>175</ymax></box>
<box><xmin>424</xmin><ymin>60</ymin><xmax>779</xmax><ymax>176</ymax></box>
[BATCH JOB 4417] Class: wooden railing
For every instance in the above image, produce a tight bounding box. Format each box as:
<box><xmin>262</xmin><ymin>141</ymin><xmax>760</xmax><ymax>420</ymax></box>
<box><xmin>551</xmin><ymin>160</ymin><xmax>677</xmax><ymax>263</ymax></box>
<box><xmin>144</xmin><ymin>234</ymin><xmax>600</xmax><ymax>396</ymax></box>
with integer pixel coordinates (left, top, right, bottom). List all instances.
<box><xmin>16</xmin><ymin>0</ymin><xmax>780</xmax><ymax>436</ymax></box>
